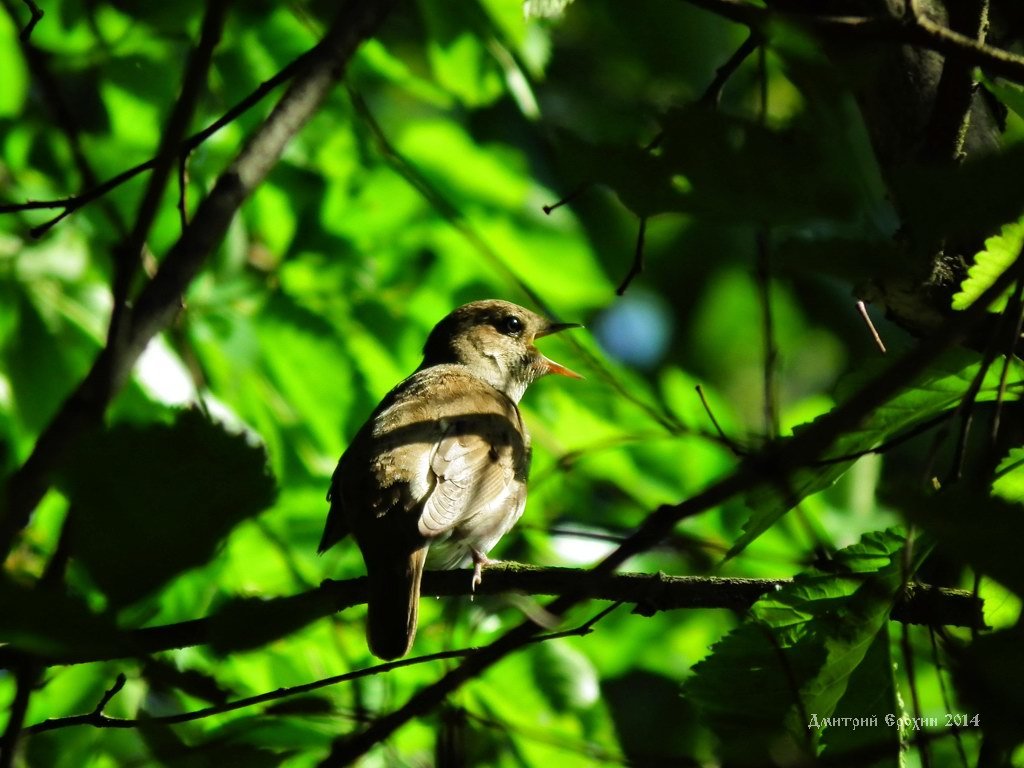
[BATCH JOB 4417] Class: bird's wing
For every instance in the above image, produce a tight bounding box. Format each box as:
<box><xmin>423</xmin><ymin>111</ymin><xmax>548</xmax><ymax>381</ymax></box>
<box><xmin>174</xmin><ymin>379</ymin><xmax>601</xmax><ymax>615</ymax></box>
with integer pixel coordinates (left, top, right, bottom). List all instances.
<box><xmin>418</xmin><ymin>419</ymin><xmax>519</xmax><ymax>537</ymax></box>
<box><xmin>318</xmin><ymin>459</ymin><xmax>351</xmax><ymax>553</ymax></box>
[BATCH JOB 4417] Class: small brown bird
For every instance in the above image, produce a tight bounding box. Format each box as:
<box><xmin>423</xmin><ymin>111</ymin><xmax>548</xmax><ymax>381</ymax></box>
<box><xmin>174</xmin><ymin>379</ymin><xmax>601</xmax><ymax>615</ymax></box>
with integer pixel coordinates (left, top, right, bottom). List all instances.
<box><xmin>319</xmin><ymin>300</ymin><xmax>581</xmax><ymax>660</ymax></box>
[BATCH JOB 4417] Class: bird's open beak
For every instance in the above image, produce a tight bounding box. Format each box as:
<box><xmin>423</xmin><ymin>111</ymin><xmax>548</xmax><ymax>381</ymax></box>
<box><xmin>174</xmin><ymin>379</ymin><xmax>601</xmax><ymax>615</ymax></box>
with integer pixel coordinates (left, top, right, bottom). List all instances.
<box><xmin>535</xmin><ymin>321</ymin><xmax>583</xmax><ymax>379</ymax></box>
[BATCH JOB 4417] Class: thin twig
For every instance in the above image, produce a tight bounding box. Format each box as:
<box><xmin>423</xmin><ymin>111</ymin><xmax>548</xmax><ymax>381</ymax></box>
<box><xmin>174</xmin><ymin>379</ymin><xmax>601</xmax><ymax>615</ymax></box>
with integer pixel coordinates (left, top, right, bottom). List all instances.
<box><xmin>94</xmin><ymin>674</ymin><xmax>128</xmax><ymax>716</ymax></box>
<box><xmin>810</xmin><ymin>410</ymin><xmax>952</xmax><ymax>466</ymax></box>
<box><xmin>0</xmin><ymin>40</ymin><xmax>319</xmax><ymax>231</ymax></box>
<box><xmin>108</xmin><ymin>0</ymin><xmax>230</xmax><ymax>342</ymax></box>
<box><xmin>177</xmin><ymin>154</ymin><xmax>190</xmax><ymax>231</ymax></box>
<box><xmin>615</xmin><ymin>216</ymin><xmax>647</xmax><ymax>295</ymax></box>
<box><xmin>0</xmin><ymin>664</ymin><xmax>36</xmax><ymax>767</ymax></box>
<box><xmin>695</xmin><ymin>384</ymin><xmax>746</xmax><ymax>456</ymax></box>
<box><xmin>927</xmin><ymin>629</ymin><xmax>970</xmax><ymax>768</ymax></box>
<box><xmin>17</xmin><ymin>0</ymin><xmax>41</xmax><ymax>40</ymax></box>
<box><xmin>700</xmin><ymin>31</ymin><xmax>759</xmax><ymax>106</ymax></box>
<box><xmin>0</xmin><ymin>0</ymin><xmax>126</xmax><ymax>237</ymax></box>
<box><xmin>542</xmin><ymin>184</ymin><xmax>588</xmax><ymax>215</ymax></box>
<box><xmin>25</xmin><ymin>605</ymin><xmax>621</xmax><ymax>735</ymax></box>
<box><xmin>856</xmin><ymin>300</ymin><xmax>887</xmax><ymax>354</ymax></box>
<box><xmin>900</xmin><ymin>622</ymin><xmax>932</xmax><ymax>768</ymax></box>
<box><xmin>945</xmin><ymin>256</ymin><xmax>1024</xmax><ymax>483</ymax></box>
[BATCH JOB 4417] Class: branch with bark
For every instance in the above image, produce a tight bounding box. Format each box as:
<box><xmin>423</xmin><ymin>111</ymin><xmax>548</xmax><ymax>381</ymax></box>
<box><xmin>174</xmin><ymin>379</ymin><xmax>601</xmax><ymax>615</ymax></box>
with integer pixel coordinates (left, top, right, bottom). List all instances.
<box><xmin>0</xmin><ymin>562</ymin><xmax>983</xmax><ymax>671</ymax></box>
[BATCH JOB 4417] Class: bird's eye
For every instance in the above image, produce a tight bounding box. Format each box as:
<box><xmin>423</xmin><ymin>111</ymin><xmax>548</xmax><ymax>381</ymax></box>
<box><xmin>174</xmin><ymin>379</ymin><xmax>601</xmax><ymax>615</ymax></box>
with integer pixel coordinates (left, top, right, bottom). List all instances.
<box><xmin>500</xmin><ymin>315</ymin><xmax>524</xmax><ymax>335</ymax></box>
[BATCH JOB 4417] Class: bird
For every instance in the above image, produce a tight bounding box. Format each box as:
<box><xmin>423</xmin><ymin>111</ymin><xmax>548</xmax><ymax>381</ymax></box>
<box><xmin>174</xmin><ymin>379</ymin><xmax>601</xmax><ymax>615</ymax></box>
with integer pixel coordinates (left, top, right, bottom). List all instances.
<box><xmin>318</xmin><ymin>300</ymin><xmax>581</xmax><ymax>660</ymax></box>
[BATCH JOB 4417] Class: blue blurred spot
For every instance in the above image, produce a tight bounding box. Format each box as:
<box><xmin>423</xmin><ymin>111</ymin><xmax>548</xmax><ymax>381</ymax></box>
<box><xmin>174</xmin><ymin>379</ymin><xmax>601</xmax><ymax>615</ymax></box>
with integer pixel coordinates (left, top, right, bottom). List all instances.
<box><xmin>594</xmin><ymin>291</ymin><xmax>673</xmax><ymax>369</ymax></box>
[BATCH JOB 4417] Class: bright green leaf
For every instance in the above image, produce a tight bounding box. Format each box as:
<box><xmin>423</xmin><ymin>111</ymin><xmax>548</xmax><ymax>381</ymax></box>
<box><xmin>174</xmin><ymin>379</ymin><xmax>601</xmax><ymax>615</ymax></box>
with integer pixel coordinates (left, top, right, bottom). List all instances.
<box><xmin>992</xmin><ymin>446</ymin><xmax>1024</xmax><ymax>504</ymax></box>
<box><xmin>951</xmin><ymin>216</ymin><xmax>1024</xmax><ymax>312</ymax></box>
<box><xmin>731</xmin><ymin>351</ymin><xmax>1023</xmax><ymax>557</ymax></box>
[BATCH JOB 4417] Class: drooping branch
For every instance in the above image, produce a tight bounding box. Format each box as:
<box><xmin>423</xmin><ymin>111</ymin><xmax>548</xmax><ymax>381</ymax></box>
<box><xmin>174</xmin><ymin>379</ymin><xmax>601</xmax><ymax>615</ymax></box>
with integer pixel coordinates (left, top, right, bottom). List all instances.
<box><xmin>0</xmin><ymin>0</ymin><xmax>398</xmax><ymax>560</ymax></box>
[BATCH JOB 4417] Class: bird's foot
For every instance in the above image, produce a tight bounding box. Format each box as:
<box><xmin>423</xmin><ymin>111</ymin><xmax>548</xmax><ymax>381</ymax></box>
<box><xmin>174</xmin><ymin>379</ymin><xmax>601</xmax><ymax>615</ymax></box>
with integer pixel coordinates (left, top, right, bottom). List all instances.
<box><xmin>470</xmin><ymin>551</ymin><xmax>498</xmax><ymax>594</ymax></box>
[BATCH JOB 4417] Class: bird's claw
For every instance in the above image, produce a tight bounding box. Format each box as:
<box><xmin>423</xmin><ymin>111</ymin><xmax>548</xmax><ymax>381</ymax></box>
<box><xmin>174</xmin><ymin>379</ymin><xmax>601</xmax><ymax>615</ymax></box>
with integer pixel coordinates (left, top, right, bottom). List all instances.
<box><xmin>470</xmin><ymin>551</ymin><xmax>496</xmax><ymax>597</ymax></box>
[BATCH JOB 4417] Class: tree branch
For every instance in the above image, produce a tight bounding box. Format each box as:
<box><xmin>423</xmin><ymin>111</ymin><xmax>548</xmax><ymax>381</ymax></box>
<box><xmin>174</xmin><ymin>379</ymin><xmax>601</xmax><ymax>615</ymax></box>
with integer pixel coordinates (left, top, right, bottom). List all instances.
<box><xmin>677</xmin><ymin>0</ymin><xmax>1024</xmax><ymax>84</ymax></box>
<box><xmin>23</xmin><ymin>605</ymin><xmax>622</xmax><ymax>736</ymax></box>
<box><xmin>0</xmin><ymin>563</ymin><xmax>982</xmax><ymax>670</ymax></box>
<box><xmin>108</xmin><ymin>0</ymin><xmax>230</xmax><ymax>319</ymax></box>
<box><xmin>0</xmin><ymin>0</ymin><xmax>398</xmax><ymax>560</ymax></box>
<box><xmin>15</xmin><ymin>0</ymin><xmax>41</xmax><ymax>41</ymax></box>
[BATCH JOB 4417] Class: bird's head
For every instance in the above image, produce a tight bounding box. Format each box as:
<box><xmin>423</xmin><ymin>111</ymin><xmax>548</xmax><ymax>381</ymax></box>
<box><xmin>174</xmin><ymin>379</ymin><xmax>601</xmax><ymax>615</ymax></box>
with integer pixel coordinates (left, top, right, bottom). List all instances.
<box><xmin>421</xmin><ymin>300</ymin><xmax>581</xmax><ymax>402</ymax></box>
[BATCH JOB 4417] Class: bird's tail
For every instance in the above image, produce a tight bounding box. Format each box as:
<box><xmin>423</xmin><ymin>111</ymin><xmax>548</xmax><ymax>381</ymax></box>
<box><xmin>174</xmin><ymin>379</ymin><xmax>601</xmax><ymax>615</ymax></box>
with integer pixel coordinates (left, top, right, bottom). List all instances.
<box><xmin>366</xmin><ymin>545</ymin><xmax>428</xmax><ymax>660</ymax></box>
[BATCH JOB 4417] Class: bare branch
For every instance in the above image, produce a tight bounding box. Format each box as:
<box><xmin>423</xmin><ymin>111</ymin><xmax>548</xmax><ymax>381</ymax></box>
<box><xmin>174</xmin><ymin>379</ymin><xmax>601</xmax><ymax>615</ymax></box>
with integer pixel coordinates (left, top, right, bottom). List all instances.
<box><xmin>700</xmin><ymin>31</ymin><xmax>760</xmax><ymax>107</ymax></box>
<box><xmin>0</xmin><ymin>563</ymin><xmax>981</xmax><ymax>671</ymax></box>
<box><xmin>24</xmin><ymin>605</ymin><xmax>622</xmax><ymax>736</ymax></box>
<box><xmin>615</xmin><ymin>216</ymin><xmax>647</xmax><ymax>295</ymax></box>
<box><xmin>107</xmin><ymin>0</ymin><xmax>230</xmax><ymax>353</ymax></box>
<box><xmin>110</xmin><ymin>0</ymin><xmax>230</xmax><ymax>312</ymax></box>
<box><xmin>16</xmin><ymin>0</ymin><xmax>41</xmax><ymax>41</ymax></box>
<box><xmin>679</xmin><ymin>0</ymin><xmax>1024</xmax><ymax>84</ymax></box>
<box><xmin>0</xmin><ymin>38</ymin><xmax>318</xmax><ymax>229</ymax></box>
<box><xmin>0</xmin><ymin>0</ymin><xmax>126</xmax><ymax>236</ymax></box>
<box><xmin>856</xmin><ymin>300</ymin><xmax>888</xmax><ymax>354</ymax></box>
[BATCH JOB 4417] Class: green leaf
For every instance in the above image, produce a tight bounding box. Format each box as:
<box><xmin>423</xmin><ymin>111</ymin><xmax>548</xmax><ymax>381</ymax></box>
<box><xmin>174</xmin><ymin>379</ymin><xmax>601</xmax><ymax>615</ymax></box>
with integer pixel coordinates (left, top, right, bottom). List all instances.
<box><xmin>0</xmin><ymin>575</ymin><xmax>121</xmax><ymax>656</ymax></box>
<box><xmin>60</xmin><ymin>410</ymin><xmax>276</xmax><ymax>607</ymax></box>
<box><xmin>684</xmin><ymin>529</ymin><xmax>909</xmax><ymax>765</ymax></box>
<box><xmin>0</xmin><ymin>13</ymin><xmax>27</xmax><ymax>118</ymax></box>
<box><xmin>730</xmin><ymin>350</ymin><xmax>1023</xmax><ymax>557</ymax></box>
<box><xmin>530</xmin><ymin>639</ymin><xmax>600</xmax><ymax>713</ymax></box>
<box><xmin>981</xmin><ymin>76</ymin><xmax>1024</xmax><ymax>122</ymax></box>
<box><xmin>419</xmin><ymin>0</ymin><xmax>504</xmax><ymax>107</ymax></box>
<box><xmin>951</xmin><ymin>216</ymin><xmax>1024</xmax><ymax>311</ymax></box>
<box><xmin>992</xmin><ymin>446</ymin><xmax>1024</xmax><ymax>504</ymax></box>
<box><xmin>818</xmin><ymin>628</ymin><xmax>902</xmax><ymax>767</ymax></box>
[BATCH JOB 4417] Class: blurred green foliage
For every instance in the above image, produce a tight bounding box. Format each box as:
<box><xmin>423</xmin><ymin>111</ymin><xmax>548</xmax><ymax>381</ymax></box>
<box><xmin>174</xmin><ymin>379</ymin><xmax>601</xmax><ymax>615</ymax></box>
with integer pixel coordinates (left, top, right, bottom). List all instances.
<box><xmin>1</xmin><ymin>0</ymin><xmax>1023</xmax><ymax>766</ymax></box>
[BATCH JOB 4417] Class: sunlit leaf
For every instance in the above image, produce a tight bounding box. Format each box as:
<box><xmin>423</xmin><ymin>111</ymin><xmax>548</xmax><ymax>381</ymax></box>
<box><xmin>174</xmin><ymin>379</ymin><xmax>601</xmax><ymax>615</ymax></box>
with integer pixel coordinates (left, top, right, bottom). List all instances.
<box><xmin>992</xmin><ymin>446</ymin><xmax>1024</xmax><ymax>504</ymax></box>
<box><xmin>531</xmin><ymin>639</ymin><xmax>600</xmax><ymax>712</ymax></box>
<box><xmin>730</xmin><ymin>351</ymin><xmax>1023</xmax><ymax>557</ymax></box>
<box><xmin>951</xmin><ymin>216</ymin><xmax>1024</xmax><ymax>312</ymax></box>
